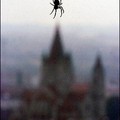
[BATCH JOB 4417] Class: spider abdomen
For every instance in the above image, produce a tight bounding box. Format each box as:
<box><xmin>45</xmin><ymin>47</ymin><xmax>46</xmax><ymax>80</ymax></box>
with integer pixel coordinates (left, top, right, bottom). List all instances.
<box><xmin>54</xmin><ymin>5</ymin><xmax>59</xmax><ymax>9</ymax></box>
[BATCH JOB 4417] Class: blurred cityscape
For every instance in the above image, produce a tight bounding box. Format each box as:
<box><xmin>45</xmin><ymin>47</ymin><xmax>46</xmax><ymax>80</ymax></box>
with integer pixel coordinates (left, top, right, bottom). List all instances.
<box><xmin>1</xmin><ymin>24</ymin><xmax>119</xmax><ymax>120</ymax></box>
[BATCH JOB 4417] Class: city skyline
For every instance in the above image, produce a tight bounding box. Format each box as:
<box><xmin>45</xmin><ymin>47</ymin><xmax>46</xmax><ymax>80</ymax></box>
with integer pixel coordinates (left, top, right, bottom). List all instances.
<box><xmin>1</xmin><ymin>25</ymin><xmax>119</xmax><ymax>91</ymax></box>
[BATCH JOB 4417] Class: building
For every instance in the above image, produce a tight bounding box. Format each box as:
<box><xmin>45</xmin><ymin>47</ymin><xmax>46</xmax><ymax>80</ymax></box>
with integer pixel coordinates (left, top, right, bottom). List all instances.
<box><xmin>9</xmin><ymin>25</ymin><xmax>106</xmax><ymax>120</ymax></box>
<box><xmin>41</xmin><ymin>25</ymin><xmax>74</xmax><ymax>96</ymax></box>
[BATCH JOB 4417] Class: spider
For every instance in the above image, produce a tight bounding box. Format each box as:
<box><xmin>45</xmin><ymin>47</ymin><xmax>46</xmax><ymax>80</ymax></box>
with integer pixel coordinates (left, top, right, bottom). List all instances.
<box><xmin>50</xmin><ymin>0</ymin><xmax>64</xmax><ymax>19</ymax></box>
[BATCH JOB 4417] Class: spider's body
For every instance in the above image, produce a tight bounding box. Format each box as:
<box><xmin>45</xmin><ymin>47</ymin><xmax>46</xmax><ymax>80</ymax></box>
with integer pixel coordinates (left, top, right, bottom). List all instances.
<box><xmin>50</xmin><ymin>0</ymin><xmax>64</xmax><ymax>19</ymax></box>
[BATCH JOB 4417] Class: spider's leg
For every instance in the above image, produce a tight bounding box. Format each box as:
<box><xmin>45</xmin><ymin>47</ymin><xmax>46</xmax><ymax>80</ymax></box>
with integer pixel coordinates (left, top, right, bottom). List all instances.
<box><xmin>60</xmin><ymin>6</ymin><xmax>64</xmax><ymax>13</ymax></box>
<box><xmin>59</xmin><ymin>6</ymin><xmax>64</xmax><ymax>13</ymax></box>
<box><xmin>53</xmin><ymin>10</ymin><xmax>57</xmax><ymax>19</ymax></box>
<box><xmin>60</xmin><ymin>0</ymin><xmax>62</xmax><ymax>3</ymax></box>
<box><xmin>62</xmin><ymin>8</ymin><xmax>64</xmax><ymax>13</ymax></box>
<box><xmin>59</xmin><ymin>2</ymin><xmax>63</xmax><ymax>5</ymax></box>
<box><xmin>58</xmin><ymin>7</ymin><xmax>63</xmax><ymax>17</ymax></box>
<box><xmin>50</xmin><ymin>8</ymin><xmax>54</xmax><ymax>15</ymax></box>
<box><xmin>50</xmin><ymin>3</ymin><xmax>54</xmax><ymax>6</ymax></box>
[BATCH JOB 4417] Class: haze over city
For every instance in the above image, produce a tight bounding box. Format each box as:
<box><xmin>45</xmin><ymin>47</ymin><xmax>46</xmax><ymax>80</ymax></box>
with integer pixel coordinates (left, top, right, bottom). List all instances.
<box><xmin>1</xmin><ymin>0</ymin><xmax>119</xmax><ymax>120</ymax></box>
<box><xmin>1</xmin><ymin>25</ymin><xmax>119</xmax><ymax>91</ymax></box>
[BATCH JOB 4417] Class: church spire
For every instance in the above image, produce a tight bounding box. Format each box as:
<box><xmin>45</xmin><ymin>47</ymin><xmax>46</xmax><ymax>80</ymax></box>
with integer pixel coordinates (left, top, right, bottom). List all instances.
<box><xmin>49</xmin><ymin>25</ymin><xmax>64</xmax><ymax>59</ymax></box>
<box><xmin>91</xmin><ymin>55</ymin><xmax>106</xmax><ymax>119</ymax></box>
<box><xmin>94</xmin><ymin>54</ymin><xmax>103</xmax><ymax>72</ymax></box>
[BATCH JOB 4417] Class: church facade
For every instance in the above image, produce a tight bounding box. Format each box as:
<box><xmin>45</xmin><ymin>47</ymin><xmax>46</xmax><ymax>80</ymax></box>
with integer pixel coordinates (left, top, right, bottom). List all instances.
<box><xmin>10</xmin><ymin>26</ymin><xmax>106</xmax><ymax>120</ymax></box>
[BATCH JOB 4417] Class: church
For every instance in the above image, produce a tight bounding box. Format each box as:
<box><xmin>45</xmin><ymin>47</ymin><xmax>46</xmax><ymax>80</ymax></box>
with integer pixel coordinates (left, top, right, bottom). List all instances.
<box><xmin>10</xmin><ymin>25</ymin><xmax>106</xmax><ymax>120</ymax></box>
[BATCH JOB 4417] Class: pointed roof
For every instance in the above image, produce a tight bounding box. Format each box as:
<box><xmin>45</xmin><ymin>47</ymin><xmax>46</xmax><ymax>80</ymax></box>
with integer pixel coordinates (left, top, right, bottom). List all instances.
<box><xmin>49</xmin><ymin>25</ymin><xmax>64</xmax><ymax>60</ymax></box>
<box><xmin>94</xmin><ymin>55</ymin><xmax>103</xmax><ymax>70</ymax></box>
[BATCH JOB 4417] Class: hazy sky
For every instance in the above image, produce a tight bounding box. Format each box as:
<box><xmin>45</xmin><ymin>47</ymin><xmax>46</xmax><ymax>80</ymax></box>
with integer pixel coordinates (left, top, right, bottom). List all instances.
<box><xmin>1</xmin><ymin>0</ymin><xmax>119</xmax><ymax>26</ymax></box>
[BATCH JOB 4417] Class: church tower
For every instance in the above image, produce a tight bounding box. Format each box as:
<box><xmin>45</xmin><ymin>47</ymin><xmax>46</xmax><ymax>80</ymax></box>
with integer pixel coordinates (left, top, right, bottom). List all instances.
<box><xmin>91</xmin><ymin>55</ymin><xmax>106</xmax><ymax>120</ymax></box>
<box><xmin>41</xmin><ymin>25</ymin><xmax>74</xmax><ymax>96</ymax></box>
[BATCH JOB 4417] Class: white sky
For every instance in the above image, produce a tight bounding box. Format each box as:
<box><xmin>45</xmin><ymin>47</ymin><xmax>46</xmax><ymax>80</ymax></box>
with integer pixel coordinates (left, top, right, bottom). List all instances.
<box><xmin>1</xmin><ymin>0</ymin><xmax>119</xmax><ymax>26</ymax></box>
